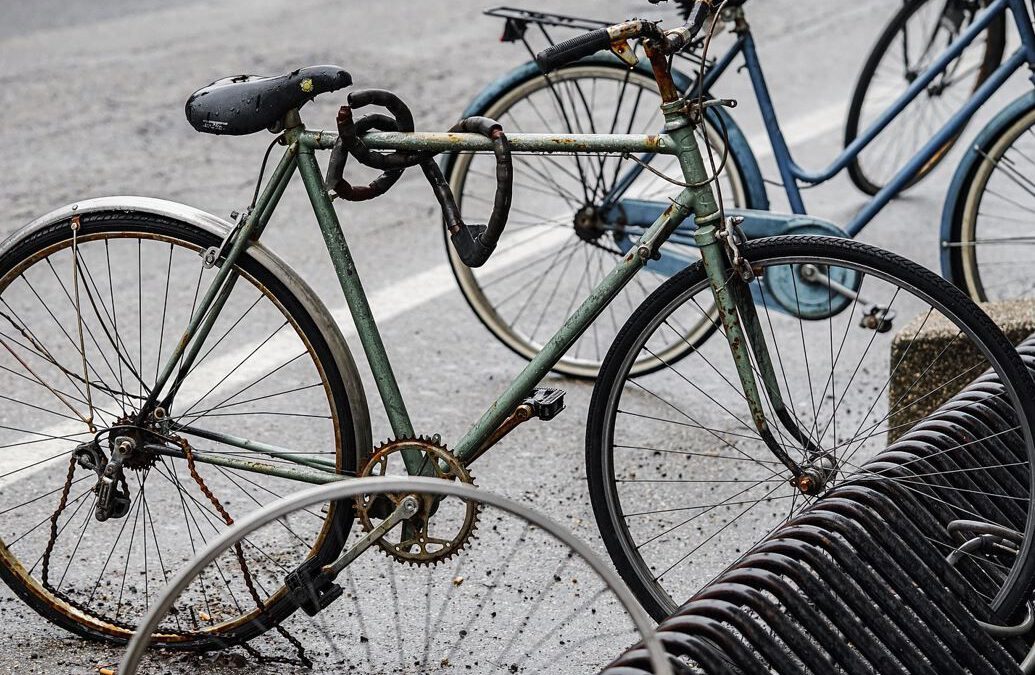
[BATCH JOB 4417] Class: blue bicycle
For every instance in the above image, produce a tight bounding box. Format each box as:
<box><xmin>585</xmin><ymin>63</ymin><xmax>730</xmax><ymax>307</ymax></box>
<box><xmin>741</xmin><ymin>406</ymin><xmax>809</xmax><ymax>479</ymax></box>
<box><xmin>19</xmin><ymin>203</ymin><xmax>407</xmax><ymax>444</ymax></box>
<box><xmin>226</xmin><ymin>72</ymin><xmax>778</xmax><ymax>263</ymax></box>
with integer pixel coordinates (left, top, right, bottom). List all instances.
<box><xmin>445</xmin><ymin>0</ymin><xmax>1035</xmax><ymax>378</ymax></box>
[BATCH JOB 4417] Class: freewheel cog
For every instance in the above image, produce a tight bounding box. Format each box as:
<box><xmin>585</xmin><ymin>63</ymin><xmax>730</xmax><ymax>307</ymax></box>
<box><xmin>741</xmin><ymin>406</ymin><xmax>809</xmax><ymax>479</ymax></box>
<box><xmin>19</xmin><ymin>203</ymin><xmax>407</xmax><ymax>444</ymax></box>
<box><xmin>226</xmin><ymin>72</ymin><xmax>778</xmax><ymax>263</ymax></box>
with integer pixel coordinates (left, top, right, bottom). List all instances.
<box><xmin>356</xmin><ymin>436</ymin><xmax>479</xmax><ymax>566</ymax></box>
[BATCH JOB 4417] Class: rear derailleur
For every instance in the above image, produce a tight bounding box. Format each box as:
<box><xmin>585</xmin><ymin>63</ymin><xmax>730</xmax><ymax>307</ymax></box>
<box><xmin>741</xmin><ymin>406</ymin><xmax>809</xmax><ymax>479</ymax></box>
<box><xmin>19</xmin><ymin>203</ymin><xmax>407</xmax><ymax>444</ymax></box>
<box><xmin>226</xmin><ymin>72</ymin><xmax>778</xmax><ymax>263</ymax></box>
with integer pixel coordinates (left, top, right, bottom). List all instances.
<box><xmin>74</xmin><ymin>437</ymin><xmax>132</xmax><ymax>522</ymax></box>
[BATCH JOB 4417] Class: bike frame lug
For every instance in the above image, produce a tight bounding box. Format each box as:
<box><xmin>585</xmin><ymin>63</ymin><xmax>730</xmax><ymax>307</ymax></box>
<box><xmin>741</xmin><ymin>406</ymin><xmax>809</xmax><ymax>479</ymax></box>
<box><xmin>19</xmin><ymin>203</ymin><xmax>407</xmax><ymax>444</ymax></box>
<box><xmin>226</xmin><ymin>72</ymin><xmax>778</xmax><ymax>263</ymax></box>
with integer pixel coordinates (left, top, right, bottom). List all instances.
<box><xmin>636</xmin><ymin>244</ymin><xmax>660</xmax><ymax>261</ymax></box>
<box><xmin>150</xmin><ymin>406</ymin><xmax>171</xmax><ymax>434</ymax></box>
<box><xmin>201</xmin><ymin>207</ymin><xmax>250</xmax><ymax>269</ymax></box>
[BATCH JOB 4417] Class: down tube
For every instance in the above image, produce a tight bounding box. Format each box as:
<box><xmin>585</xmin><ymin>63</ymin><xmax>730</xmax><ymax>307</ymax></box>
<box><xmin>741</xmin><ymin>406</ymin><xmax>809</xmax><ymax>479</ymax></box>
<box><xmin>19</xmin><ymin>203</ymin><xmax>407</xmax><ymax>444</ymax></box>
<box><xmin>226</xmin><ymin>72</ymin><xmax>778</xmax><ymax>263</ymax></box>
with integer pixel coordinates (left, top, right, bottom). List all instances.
<box><xmin>452</xmin><ymin>194</ymin><xmax>694</xmax><ymax>463</ymax></box>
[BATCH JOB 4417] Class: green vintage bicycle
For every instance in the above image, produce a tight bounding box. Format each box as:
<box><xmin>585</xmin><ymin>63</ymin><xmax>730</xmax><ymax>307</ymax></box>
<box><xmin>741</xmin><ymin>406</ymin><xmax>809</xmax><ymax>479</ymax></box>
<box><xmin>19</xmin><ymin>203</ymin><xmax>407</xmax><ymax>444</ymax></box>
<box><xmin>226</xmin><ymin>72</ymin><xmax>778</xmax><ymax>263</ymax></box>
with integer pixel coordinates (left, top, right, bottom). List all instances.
<box><xmin>2</xmin><ymin>1</ymin><xmax>1035</xmax><ymax>653</ymax></box>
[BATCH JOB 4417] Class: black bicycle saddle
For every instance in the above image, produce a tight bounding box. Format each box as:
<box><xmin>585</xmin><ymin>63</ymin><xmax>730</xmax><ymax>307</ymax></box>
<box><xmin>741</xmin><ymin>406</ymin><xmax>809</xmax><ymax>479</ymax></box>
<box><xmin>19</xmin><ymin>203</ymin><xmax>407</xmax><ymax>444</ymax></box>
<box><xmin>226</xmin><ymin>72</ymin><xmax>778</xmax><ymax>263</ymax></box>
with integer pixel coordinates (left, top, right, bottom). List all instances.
<box><xmin>185</xmin><ymin>65</ymin><xmax>352</xmax><ymax>136</ymax></box>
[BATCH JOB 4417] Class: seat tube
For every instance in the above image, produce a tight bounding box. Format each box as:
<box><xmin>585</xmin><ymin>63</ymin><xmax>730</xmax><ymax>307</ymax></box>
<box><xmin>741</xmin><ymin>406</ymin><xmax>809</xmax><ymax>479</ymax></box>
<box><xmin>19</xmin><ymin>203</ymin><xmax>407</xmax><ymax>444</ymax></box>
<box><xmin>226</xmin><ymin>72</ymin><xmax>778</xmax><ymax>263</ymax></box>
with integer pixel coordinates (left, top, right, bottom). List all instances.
<box><xmin>295</xmin><ymin>147</ymin><xmax>423</xmax><ymax>472</ymax></box>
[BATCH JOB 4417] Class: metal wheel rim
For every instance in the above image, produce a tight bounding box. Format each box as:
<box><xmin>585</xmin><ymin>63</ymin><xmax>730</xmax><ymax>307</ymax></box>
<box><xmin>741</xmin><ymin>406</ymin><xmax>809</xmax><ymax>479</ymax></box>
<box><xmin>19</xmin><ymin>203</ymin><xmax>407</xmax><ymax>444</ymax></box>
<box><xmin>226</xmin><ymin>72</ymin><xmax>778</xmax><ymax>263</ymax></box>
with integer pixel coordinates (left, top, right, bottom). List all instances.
<box><xmin>0</xmin><ymin>227</ymin><xmax>346</xmax><ymax>642</ymax></box>
<box><xmin>119</xmin><ymin>476</ymin><xmax>674</xmax><ymax>675</ymax></box>
<box><xmin>599</xmin><ymin>250</ymin><xmax>1035</xmax><ymax>617</ymax></box>
<box><xmin>959</xmin><ymin>106</ymin><xmax>1035</xmax><ymax>302</ymax></box>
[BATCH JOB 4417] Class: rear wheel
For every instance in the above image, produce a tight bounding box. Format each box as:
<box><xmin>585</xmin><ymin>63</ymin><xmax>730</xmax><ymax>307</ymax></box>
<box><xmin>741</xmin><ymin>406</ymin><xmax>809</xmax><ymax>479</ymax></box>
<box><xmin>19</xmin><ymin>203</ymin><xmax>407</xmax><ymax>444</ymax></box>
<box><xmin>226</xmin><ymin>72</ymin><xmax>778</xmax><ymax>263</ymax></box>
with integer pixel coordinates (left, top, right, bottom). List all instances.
<box><xmin>445</xmin><ymin>62</ymin><xmax>756</xmax><ymax>378</ymax></box>
<box><xmin>845</xmin><ymin>0</ymin><xmax>1006</xmax><ymax>196</ymax></box>
<box><xmin>0</xmin><ymin>211</ymin><xmax>362</xmax><ymax>649</ymax></box>
<box><xmin>588</xmin><ymin>236</ymin><xmax>1035</xmax><ymax>620</ymax></box>
<box><xmin>948</xmin><ymin>100</ymin><xmax>1035</xmax><ymax>301</ymax></box>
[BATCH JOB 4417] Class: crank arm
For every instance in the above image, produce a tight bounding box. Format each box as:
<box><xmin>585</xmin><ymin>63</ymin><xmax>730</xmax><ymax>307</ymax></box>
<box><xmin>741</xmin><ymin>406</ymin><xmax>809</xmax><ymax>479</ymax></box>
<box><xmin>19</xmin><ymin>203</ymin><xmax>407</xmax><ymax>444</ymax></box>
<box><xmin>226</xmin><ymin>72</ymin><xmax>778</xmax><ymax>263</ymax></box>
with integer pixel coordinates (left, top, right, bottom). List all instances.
<box><xmin>322</xmin><ymin>494</ymin><xmax>419</xmax><ymax>578</ymax></box>
<box><xmin>798</xmin><ymin>263</ymin><xmax>896</xmax><ymax>327</ymax></box>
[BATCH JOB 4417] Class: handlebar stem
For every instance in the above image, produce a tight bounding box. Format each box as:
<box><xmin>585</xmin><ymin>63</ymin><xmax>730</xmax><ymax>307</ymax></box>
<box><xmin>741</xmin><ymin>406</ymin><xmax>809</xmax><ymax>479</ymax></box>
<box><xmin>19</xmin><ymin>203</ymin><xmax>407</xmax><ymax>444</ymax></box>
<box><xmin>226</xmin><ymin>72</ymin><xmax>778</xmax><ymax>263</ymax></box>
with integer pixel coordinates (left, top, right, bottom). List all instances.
<box><xmin>643</xmin><ymin>41</ymin><xmax>682</xmax><ymax>103</ymax></box>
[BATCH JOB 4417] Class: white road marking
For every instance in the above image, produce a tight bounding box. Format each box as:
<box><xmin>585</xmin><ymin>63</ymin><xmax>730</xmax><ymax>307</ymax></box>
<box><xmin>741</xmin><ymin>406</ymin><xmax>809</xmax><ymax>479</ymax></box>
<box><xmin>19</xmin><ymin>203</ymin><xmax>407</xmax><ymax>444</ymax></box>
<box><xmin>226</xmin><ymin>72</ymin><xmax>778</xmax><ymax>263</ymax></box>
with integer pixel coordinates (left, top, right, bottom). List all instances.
<box><xmin>748</xmin><ymin>101</ymin><xmax>848</xmax><ymax>162</ymax></box>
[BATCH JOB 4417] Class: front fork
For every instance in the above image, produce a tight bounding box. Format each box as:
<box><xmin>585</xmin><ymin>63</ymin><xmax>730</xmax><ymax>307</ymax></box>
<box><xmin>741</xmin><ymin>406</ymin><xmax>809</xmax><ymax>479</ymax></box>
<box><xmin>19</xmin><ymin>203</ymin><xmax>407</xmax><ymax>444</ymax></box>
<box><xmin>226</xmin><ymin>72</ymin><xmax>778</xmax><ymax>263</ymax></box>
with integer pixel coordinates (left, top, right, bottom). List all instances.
<box><xmin>649</xmin><ymin>44</ymin><xmax>821</xmax><ymax>491</ymax></box>
<box><xmin>695</xmin><ymin>223</ymin><xmax>825</xmax><ymax>489</ymax></box>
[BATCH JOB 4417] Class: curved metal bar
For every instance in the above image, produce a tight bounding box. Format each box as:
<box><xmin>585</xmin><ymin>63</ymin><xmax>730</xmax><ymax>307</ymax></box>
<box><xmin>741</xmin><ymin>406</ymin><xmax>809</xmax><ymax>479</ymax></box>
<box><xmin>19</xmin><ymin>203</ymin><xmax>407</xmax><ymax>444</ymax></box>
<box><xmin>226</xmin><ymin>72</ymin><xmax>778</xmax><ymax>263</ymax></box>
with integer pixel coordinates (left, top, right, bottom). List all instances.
<box><xmin>119</xmin><ymin>477</ymin><xmax>673</xmax><ymax>675</ymax></box>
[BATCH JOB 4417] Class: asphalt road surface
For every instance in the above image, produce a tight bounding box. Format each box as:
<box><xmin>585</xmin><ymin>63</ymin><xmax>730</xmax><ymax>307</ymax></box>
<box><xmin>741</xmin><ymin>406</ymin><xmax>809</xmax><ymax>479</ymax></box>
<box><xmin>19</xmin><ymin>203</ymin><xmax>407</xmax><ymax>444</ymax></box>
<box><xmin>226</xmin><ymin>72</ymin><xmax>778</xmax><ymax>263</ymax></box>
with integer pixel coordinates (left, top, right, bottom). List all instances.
<box><xmin>0</xmin><ymin>1</ymin><xmax>1032</xmax><ymax>673</ymax></box>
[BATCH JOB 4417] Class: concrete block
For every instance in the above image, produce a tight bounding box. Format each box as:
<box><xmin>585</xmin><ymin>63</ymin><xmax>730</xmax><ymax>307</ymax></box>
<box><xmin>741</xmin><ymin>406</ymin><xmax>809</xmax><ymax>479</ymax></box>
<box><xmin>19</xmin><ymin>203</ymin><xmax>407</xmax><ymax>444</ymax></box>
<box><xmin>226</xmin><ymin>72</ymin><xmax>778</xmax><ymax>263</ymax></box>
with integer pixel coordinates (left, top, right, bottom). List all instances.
<box><xmin>888</xmin><ymin>299</ymin><xmax>1035</xmax><ymax>442</ymax></box>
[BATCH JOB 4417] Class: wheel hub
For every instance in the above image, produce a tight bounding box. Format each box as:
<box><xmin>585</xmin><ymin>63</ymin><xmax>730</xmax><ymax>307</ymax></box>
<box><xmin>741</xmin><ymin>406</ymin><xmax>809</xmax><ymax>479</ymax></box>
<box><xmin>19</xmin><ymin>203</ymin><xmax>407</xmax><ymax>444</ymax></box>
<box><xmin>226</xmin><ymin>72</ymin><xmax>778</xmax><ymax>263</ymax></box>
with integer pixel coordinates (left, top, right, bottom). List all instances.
<box><xmin>794</xmin><ymin>454</ymin><xmax>838</xmax><ymax>496</ymax></box>
<box><xmin>573</xmin><ymin>204</ymin><xmax>605</xmax><ymax>243</ymax></box>
<box><xmin>74</xmin><ymin>417</ymin><xmax>172</xmax><ymax>522</ymax></box>
<box><xmin>113</xmin><ymin>432</ymin><xmax>156</xmax><ymax>471</ymax></box>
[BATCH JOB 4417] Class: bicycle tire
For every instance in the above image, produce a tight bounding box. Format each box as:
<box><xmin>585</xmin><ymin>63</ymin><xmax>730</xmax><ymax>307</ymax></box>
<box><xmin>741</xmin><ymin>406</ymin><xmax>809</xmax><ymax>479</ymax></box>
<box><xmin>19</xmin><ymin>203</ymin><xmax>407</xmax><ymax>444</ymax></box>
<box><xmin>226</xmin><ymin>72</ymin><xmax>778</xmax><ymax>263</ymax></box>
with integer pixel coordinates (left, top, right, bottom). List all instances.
<box><xmin>443</xmin><ymin>58</ymin><xmax>766</xmax><ymax>379</ymax></box>
<box><xmin>844</xmin><ymin>0</ymin><xmax>1006</xmax><ymax>196</ymax></box>
<box><xmin>0</xmin><ymin>209</ymin><xmax>365</xmax><ymax>650</ymax></box>
<box><xmin>587</xmin><ymin>235</ymin><xmax>1035</xmax><ymax>620</ymax></box>
<box><xmin>944</xmin><ymin>92</ymin><xmax>1035</xmax><ymax>302</ymax></box>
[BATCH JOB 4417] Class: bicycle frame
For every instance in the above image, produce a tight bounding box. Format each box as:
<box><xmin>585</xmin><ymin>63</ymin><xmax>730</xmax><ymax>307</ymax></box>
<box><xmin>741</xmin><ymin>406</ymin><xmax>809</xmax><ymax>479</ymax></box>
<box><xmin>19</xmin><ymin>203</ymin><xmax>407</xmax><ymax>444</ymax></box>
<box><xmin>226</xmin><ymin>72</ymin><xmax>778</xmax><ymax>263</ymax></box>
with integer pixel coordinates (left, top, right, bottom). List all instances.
<box><xmin>135</xmin><ymin>79</ymin><xmax>797</xmax><ymax>484</ymax></box>
<box><xmin>605</xmin><ymin>0</ymin><xmax>1035</xmax><ymax>240</ymax></box>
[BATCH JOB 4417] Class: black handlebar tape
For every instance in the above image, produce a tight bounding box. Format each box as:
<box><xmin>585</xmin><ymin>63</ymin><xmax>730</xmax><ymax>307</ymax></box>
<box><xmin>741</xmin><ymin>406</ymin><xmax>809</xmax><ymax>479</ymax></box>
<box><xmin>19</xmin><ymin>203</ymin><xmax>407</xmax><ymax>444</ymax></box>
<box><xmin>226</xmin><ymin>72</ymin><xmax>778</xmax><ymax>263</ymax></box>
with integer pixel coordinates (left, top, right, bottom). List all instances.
<box><xmin>535</xmin><ymin>27</ymin><xmax>611</xmax><ymax>73</ymax></box>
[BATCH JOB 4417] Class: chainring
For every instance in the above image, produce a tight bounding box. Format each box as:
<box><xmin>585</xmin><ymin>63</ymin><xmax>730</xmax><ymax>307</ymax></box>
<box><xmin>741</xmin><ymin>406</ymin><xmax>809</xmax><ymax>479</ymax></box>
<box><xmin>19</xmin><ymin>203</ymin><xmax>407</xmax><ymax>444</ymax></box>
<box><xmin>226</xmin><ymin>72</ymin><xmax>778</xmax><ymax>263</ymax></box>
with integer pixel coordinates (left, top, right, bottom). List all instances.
<box><xmin>356</xmin><ymin>436</ymin><xmax>479</xmax><ymax>566</ymax></box>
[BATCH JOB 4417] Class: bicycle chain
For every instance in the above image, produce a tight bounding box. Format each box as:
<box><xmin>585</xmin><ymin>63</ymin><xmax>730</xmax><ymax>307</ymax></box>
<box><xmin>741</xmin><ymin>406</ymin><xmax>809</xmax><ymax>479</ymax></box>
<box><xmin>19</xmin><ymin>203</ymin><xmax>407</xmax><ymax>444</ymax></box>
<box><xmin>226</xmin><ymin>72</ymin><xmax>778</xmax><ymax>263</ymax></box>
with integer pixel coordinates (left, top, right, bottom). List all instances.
<box><xmin>37</xmin><ymin>437</ymin><xmax>312</xmax><ymax>667</ymax></box>
<box><xmin>175</xmin><ymin>435</ymin><xmax>312</xmax><ymax>668</ymax></box>
<box><xmin>40</xmin><ymin>454</ymin><xmax>80</xmax><ymax>595</ymax></box>
<box><xmin>40</xmin><ymin>453</ymin><xmax>170</xmax><ymax>635</ymax></box>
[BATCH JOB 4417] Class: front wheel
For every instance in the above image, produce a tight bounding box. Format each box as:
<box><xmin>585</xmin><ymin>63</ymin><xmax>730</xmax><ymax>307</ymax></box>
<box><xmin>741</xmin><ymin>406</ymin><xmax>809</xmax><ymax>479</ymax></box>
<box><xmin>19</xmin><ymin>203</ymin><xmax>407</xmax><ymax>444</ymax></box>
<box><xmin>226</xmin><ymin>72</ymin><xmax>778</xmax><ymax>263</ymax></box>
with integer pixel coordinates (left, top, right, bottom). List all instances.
<box><xmin>587</xmin><ymin>236</ymin><xmax>1035</xmax><ymax>620</ymax></box>
<box><xmin>0</xmin><ymin>210</ymin><xmax>364</xmax><ymax>649</ymax></box>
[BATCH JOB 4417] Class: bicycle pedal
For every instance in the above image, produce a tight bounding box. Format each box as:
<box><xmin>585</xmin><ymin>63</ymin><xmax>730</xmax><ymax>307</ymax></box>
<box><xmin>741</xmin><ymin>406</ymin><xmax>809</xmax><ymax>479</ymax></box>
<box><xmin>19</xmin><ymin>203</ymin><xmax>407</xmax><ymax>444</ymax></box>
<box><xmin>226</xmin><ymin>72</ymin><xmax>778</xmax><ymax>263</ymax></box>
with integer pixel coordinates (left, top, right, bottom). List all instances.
<box><xmin>524</xmin><ymin>388</ymin><xmax>565</xmax><ymax>421</ymax></box>
<box><xmin>285</xmin><ymin>557</ymin><xmax>343</xmax><ymax>617</ymax></box>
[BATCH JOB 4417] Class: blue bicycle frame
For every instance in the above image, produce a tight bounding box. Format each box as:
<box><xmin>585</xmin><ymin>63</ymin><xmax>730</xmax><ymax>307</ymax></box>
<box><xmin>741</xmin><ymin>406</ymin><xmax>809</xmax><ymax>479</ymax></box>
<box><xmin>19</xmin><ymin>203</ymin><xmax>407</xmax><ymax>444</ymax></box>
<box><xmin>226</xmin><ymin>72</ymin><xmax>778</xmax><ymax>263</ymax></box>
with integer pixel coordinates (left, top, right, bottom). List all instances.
<box><xmin>604</xmin><ymin>0</ymin><xmax>1035</xmax><ymax>257</ymax></box>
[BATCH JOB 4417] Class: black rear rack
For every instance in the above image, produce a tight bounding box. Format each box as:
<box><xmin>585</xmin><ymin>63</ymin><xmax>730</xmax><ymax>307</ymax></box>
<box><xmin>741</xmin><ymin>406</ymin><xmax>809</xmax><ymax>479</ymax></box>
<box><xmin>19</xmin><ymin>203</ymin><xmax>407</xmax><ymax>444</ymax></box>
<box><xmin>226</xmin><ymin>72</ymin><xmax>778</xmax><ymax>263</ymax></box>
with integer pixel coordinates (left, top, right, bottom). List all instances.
<box><xmin>484</xmin><ymin>7</ymin><xmax>610</xmax><ymax>42</ymax></box>
<box><xmin>483</xmin><ymin>5</ymin><xmax>710</xmax><ymax>70</ymax></box>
